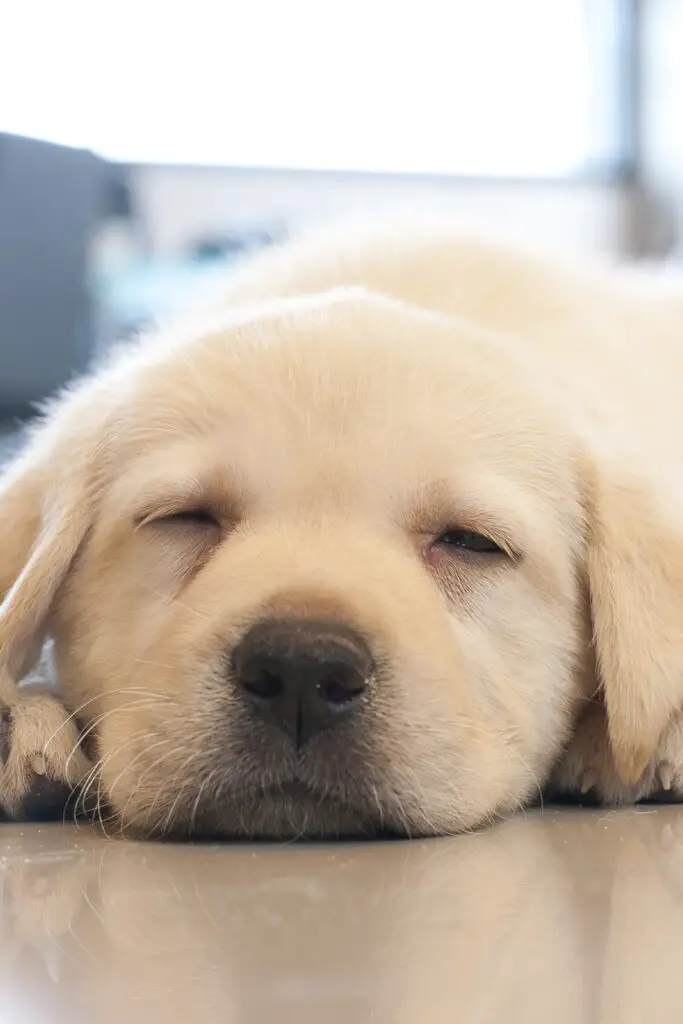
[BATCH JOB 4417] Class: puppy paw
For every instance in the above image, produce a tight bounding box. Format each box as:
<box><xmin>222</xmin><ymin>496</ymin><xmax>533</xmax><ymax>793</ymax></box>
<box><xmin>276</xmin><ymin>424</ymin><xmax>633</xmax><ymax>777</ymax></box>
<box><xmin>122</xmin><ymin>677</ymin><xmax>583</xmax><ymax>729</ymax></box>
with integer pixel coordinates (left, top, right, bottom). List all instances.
<box><xmin>644</xmin><ymin>716</ymin><xmax>683</xmax><ymax>800</ymax></box>
<box><xmin>549</xmin><ymin>703</ymin><xmax>683</xmax><ymax>805</ymax></box>
<box><xmin>548</xmin><ymin>702</ymin><xmax>652</xmax><ymax>804</ymax></box>
<box><xmin>0</xmin><ymin>694</ymin><xmax>92</xmax><ymax>820</ymax></box>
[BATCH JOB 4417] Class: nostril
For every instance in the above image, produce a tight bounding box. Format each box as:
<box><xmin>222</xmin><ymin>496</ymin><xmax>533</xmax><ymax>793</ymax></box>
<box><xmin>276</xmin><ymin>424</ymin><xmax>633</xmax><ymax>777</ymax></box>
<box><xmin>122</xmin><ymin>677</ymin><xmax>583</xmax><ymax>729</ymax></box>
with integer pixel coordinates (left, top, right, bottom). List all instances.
<box><xmin>317</xmin><ymin>671</ymin><xmax>367</xmax><ymax>706</ymax></box>
<box><xmin>242</xmin><ymin>670</ymin><xmax>284</xmax><ymax>701</ymax></box>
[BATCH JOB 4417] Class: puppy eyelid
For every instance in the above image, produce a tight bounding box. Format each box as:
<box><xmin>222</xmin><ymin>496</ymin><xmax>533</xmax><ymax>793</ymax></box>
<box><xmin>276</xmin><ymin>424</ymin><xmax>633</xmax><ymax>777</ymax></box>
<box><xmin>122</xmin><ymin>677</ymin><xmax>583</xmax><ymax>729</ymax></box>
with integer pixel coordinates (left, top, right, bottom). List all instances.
<box><xmin>134</xmin><ymin>504</ymin><xmax>216</xmax><ymax>529</ymax></box>
<box><xmin>144</xmin><ymin>509</ymin><xmax>219</xmax><ymax>528</ymax></box>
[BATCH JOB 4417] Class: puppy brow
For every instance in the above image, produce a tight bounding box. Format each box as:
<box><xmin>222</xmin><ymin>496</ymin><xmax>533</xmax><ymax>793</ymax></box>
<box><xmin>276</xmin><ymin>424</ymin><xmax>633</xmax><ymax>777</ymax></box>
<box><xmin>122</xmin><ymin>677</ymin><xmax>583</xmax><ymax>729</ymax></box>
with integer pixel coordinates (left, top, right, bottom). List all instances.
<box><xmin>107</xmin><ymin>460</ymin><xmax>243</xmax><ymax>526</ymax></box>
<box><xmin>120</xmin><ymin>481</ymin><xmax>206</xmax><ymax>522</ymax></box>
<box><xmin>134</xmin><ymin>487</ymin><xmax>243</xmax><ymax>527</ymax></box>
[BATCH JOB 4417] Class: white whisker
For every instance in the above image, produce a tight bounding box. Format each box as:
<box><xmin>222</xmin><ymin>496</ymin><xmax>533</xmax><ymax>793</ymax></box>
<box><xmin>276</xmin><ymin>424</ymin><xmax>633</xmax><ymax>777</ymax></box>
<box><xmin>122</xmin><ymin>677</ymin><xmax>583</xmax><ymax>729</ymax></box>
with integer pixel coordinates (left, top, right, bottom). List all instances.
<box><xmin>42</xmin><ymin>686</ymin><xmax>175</xmax><ymax>759</ymax></box>
<box><xmin>157</xmin><ymin>750</ymin><xmax>204</xmax><ymax>836</ymax></box>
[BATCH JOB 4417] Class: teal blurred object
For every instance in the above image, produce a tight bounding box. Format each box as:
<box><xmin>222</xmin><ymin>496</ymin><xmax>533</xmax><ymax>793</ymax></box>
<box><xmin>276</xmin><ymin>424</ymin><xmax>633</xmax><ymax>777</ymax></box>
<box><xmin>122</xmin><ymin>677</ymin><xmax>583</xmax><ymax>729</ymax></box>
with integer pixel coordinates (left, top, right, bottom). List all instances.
<box><xmin>92</xmin><ymin>217</ymin><xmax>286</xmax><ymax>347</ymax></box>
<box><xmin>91</xmin><ymin>254</ymin><xmax>240</xmax><ymax>344</ymax></box>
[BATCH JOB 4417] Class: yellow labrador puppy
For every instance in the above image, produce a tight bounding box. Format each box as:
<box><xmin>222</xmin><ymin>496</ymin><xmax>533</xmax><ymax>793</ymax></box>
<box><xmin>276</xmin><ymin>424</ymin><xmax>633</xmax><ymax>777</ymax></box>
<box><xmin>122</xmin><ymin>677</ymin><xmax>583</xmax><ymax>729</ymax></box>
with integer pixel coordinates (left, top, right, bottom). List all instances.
<box><xmin>1</xmin><ymin>221</ymin><xmax>682</xmax><ymax>838</ymax></box>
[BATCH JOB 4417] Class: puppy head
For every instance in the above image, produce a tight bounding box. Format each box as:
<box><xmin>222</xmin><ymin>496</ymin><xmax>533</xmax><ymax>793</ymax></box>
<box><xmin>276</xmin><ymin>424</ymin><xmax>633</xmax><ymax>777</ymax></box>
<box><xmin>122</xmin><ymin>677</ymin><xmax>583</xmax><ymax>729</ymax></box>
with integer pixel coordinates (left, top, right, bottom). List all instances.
<box><xmin>0</xmin><ymin>288</ymin><xmax>663</xmax><ymax>838</ymax></box>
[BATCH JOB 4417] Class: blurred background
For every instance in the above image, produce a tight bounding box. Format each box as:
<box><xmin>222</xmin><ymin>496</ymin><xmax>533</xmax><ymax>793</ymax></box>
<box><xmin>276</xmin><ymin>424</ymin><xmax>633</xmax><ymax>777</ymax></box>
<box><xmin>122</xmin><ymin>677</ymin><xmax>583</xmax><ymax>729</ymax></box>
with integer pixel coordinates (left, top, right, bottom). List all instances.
<box><xmin>1</xmin><ymin>0</ymin><xmax>682</xmax><ymax>435</ymax></box>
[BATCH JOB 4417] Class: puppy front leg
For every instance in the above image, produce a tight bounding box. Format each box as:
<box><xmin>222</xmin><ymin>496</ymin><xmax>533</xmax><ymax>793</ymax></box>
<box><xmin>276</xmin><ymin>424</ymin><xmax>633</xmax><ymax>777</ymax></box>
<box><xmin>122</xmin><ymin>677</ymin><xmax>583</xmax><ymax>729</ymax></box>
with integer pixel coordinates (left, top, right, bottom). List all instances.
<box><xmin>0</xmin><ymin>669</ymin><xmax>92</xmax><ymax>821</ymax></box>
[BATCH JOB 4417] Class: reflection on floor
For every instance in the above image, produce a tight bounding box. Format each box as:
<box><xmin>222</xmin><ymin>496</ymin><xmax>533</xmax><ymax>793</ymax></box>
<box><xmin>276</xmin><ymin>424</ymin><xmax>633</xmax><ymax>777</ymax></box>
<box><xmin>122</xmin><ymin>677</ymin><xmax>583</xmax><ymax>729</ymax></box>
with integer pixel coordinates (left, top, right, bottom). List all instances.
<box><xmin>1</xmin><ymin>808</ymin><xmax>682</xmax><ymax>1023</ymax></box>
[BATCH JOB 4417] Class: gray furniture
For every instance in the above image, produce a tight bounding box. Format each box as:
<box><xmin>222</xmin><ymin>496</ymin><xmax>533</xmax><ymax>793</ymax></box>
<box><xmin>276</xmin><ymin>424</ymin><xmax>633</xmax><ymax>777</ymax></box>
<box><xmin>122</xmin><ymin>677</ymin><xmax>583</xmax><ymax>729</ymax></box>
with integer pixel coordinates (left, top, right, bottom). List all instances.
<box><xmin>0</xmin><ymin>134</ymin><xmax>109</xmax><ymax>416</ymax></box>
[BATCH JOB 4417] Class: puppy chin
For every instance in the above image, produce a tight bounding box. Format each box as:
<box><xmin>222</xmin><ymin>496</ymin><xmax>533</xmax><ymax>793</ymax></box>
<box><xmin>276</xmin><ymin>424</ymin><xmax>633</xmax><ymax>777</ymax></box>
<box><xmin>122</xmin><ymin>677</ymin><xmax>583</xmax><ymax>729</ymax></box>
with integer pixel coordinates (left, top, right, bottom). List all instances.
<box><xmin>117</xmin><ymin>788</ymin><xmax>390</xmax><ymax>842</ymax></box>
<box><xmin>200</xmin><ymin>789</ymin><xmax>388</xmax><ymax>840</ymax></box>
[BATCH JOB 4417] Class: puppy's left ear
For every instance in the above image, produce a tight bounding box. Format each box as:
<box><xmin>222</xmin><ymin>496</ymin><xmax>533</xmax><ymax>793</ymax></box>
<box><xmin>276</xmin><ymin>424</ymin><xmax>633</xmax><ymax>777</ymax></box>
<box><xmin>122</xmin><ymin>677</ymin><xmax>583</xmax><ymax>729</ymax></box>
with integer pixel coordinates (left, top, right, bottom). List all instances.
<box><xmin>0</xmin><ymin>392</ymin><xmax>105</xmax><ymax>693</ymax></box>
<box><xmin>585</xmin><ymin>457</ymin><xmax>683</xmax><ymax>784</ymax></box>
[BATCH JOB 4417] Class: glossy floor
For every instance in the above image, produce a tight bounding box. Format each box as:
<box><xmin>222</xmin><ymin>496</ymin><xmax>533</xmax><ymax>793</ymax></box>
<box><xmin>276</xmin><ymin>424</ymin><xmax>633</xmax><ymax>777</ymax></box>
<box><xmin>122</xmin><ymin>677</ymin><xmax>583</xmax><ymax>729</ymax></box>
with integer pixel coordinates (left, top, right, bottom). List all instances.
<box><xmin>1</xmin><ymin>807</ymin><xmax>682</xmax><ymax>1023</ymax></box>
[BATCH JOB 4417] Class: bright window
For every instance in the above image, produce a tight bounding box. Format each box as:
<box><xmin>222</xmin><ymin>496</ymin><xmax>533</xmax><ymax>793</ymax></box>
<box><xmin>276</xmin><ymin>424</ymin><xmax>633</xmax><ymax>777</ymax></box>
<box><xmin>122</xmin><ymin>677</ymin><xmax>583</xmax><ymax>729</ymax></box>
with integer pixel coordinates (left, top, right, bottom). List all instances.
<box><xmin>0</xmin><ymin>0</ymin><xmax>626</xmax><ymax>176</ymax></box>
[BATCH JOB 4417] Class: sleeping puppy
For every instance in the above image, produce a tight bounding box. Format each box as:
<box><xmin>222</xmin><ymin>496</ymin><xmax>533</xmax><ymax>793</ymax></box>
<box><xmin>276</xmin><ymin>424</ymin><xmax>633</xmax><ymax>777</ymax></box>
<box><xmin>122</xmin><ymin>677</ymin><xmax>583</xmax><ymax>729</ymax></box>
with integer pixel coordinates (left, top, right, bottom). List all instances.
<box><xmin>1</xmin><ymin>221</ymin><xmax>683</xmax><ymax>838</ymax></box>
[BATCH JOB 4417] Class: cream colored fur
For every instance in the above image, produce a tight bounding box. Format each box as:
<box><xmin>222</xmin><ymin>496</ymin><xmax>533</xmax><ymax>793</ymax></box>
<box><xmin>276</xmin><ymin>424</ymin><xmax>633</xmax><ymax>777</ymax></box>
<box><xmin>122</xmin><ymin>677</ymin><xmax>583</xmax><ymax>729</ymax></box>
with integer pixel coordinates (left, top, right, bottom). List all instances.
<box><xmin>1</xmin><ymin>220</ymin><xmax>683</xmax><ymax>836</ymax></box>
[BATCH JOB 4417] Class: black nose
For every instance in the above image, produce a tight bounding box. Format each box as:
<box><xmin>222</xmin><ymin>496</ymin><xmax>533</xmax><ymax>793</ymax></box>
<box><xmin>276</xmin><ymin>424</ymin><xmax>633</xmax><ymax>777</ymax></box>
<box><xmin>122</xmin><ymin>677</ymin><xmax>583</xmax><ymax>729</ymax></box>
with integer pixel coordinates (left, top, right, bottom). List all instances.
<box><xmin>232</xmin><ymin>618</ymin><xmax>374</xmax><ymax>747</ymax></box>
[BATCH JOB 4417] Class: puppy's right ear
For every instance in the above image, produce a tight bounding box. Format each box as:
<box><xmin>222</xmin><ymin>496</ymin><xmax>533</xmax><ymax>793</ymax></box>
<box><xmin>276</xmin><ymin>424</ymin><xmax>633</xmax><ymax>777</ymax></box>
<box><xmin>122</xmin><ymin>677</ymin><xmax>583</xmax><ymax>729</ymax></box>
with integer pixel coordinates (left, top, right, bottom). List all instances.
<box><xmin>0</xmin><ymin>394</ymin><xmax>106</xmax><ymax>701</ymax></box>
<box><xmin>584</xmin><ymin>453</ymin><xmax>683</xmax><ymax>785</ymax></box>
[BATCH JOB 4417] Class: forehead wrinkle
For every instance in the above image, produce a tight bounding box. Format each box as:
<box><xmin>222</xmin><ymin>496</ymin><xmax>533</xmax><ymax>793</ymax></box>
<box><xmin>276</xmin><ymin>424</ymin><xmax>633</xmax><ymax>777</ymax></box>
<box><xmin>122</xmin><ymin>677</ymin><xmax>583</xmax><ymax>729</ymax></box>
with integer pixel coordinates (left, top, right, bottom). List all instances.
<box><xmin>123</xmin><ymin>310</ymin><xmax>459</xmax><ymax>447</ymax></box>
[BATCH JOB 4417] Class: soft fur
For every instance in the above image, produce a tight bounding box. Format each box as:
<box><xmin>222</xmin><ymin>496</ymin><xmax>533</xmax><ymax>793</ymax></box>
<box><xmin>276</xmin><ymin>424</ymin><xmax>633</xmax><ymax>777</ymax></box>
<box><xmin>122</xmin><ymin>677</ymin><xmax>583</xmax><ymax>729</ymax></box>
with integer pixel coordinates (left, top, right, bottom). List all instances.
<box><xmin>2</xmin><ymin>220</ymin><xmax>683</xmax><ymax>838</ymax></box>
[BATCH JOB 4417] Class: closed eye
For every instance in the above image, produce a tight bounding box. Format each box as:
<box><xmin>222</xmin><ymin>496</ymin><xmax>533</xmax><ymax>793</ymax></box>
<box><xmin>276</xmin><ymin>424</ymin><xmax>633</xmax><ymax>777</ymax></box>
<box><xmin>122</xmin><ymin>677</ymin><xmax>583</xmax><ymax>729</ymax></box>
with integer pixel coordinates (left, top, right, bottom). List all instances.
<box><xmin>435</xmin><ymin>530</ymin><xmax>504</xmax><ymax>554</ymax></box>
<box><xmin>136</xmin><ymin>507</ymin><xmax>221</xmax><ymax>529</ymax></box>
<box><xmin>156</xmin><ymin>508</ymin><xmax>219</xmax><ymax>527</ymax></box>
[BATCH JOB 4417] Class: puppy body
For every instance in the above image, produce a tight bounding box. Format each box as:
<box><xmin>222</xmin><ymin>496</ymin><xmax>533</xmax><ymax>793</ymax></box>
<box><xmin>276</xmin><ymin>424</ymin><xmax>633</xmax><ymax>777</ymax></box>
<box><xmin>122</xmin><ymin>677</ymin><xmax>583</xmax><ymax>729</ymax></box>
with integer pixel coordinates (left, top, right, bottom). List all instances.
<box><xmin>2</xmin><ymin>221</ymin><xmax>683</xmax><ymax>835</ymax></box>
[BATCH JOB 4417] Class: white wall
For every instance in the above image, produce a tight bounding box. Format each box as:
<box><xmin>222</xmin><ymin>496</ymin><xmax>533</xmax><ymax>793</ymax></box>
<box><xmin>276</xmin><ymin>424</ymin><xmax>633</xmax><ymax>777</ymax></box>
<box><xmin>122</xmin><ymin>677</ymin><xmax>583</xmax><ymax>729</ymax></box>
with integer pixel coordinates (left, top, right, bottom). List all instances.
<box><xmin>129</xmin><ymin>165</ymin><xmax>635</xmax><ymax>260</ymax></box>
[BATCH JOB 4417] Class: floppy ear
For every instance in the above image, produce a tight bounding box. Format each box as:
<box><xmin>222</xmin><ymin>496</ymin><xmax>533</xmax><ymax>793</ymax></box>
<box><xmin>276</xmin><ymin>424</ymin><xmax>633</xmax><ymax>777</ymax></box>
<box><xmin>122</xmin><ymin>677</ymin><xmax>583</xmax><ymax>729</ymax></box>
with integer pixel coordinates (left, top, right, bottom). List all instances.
<box><xmin>0</xmin><ymin>400</ymin><xmax>103</xmax><ymax>704</ymax></box>
<box><xmin>586</xmin><ymin>457</ymin><xmax>683</xmax><ymax>784</ymax></box>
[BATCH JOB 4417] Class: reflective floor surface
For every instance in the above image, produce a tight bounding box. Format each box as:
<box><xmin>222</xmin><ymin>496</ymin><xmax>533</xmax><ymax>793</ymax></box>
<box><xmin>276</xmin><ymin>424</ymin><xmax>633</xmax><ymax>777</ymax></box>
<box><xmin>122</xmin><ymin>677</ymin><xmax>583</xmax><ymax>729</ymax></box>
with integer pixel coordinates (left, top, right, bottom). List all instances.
<box><xmin>1</xmin><ymin>807</ymin><xmax>683</xmax><ymax>1023</ymax></box>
